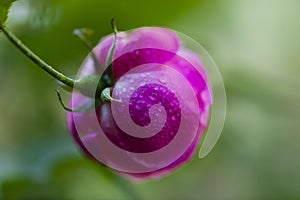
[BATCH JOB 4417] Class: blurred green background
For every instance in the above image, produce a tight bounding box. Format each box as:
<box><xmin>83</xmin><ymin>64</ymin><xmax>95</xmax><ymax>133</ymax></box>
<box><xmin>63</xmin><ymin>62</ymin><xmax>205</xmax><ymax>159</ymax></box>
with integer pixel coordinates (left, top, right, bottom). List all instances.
<box><xmin>1</xmin><ymin>0</ymin><xmax>300</xmax><ymax>199</ymax></box>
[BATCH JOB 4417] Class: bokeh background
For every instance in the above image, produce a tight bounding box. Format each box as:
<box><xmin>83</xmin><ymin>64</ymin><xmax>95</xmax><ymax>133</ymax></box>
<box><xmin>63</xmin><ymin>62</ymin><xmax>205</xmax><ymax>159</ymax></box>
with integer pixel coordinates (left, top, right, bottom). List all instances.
<box><xmin>1</xmin><ymin>0</ymin><xmax>300</xmax><ymax>199</ymax></box>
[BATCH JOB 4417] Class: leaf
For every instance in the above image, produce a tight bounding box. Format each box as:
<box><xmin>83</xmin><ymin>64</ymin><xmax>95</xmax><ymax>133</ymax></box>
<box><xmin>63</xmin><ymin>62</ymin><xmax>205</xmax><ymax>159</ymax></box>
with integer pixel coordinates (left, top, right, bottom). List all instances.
<box><xmin>0</xmin><ymin>0</ymin><xmax>17</xmax><ymax>27</ymax></box>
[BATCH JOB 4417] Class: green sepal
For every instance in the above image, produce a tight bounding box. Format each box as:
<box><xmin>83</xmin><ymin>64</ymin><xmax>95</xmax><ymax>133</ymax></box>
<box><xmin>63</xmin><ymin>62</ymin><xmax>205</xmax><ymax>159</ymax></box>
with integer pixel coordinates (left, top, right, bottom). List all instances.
<box><xmin>75</xmin><ymin>74</ymin><xmax>111</xmax><ymax>98</ymax></box>
<box><xmin>101</xmin><ymin>87</ymin><xmax>121</xmax><ymax>102</ymax></box>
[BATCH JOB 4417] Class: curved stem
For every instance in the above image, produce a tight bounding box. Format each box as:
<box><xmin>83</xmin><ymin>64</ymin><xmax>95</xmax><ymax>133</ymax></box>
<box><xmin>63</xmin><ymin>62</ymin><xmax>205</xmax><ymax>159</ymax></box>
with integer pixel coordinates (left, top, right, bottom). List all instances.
<box><xmin>1</xmin><ymin>26</ymin><xmax>76</xmax><ymax>88</ymax></box>
<box><xmin>106</xmin><ymin>18</ymin><xmax>118</xmax><ymax>66</ymax></box>
<box><xmin>56</xmin><ymin>89</ymin><xmax>102</xmax><ymax>113</ymax></box>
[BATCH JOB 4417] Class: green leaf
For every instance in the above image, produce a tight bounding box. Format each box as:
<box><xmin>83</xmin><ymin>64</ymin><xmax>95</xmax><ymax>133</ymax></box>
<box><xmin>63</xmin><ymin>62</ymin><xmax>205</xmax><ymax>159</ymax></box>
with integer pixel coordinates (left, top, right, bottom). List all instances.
<box><xmin>0</xmin><ymin>0</ymin><xmax>17</xmax><ymax>27</ymax></box>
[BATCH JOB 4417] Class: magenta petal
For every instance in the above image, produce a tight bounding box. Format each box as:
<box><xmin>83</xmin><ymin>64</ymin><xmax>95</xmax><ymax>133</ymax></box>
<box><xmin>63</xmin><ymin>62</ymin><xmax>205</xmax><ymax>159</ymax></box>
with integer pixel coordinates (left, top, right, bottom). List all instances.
<box><xmin>94</xmin><ymin>27</ymin><xmax>180</xmax><ymax>66</ymax></box>
<box><xmin>67</xmin><ymin>27</ymin><xmax>212</xmax><ymax>180</ymax></box>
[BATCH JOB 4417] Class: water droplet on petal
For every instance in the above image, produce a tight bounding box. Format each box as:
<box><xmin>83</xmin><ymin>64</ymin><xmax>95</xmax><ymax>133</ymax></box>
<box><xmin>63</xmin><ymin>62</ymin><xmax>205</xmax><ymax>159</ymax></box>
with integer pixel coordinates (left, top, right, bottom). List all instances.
<box><xmin>135</xmin><ymin>104</ymin><xmax>142</xmax><ymax>110</ymax></box>
<box><xmin>149</xmin><ymin>96</ymin><xmax>156</xmax><ymax>101</ymax></box>
<box><xmin>159</xmin><ymin>77</ymin><xmax>167</xmax><ymax>84</ymax></box>
<box><xmin>171</xmin><ymin>116</ymin><xmax>177</xmax><ymax>121</ymax></box>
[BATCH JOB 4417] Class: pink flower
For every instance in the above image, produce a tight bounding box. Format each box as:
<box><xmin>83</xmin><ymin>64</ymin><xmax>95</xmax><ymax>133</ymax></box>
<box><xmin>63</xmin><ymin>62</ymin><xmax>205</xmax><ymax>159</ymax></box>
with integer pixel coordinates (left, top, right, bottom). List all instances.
<box><xmin>67</xmin><ymin>27</ymin><xmax>212</xmax><ymax>180</ymax></box>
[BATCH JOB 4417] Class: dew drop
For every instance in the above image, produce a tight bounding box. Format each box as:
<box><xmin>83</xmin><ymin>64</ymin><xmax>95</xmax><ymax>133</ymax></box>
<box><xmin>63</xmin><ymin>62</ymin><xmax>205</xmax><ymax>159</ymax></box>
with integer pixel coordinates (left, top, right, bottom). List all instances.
<box><xmin>159</xmin><ymin>77</ymin><xmax>167</xmax><ymax>84</ymax></box>
<box><xmin>135</xmin><ymin>104</ymin><xmax>142</xmax><ymax>110</ymax></box>
<box><xmin>171</xmin><ymin>116</ymin><xmax>177</xmax><ymax>121</ymax></box>
<box><xmin>149</xmin><ymin>96</ymin><xmax>156</xmax><ymax>101</ymax></box>
<box><xmin>129</xmin><ymin>86</ymin><xmax>135</xmax><ymax>91</ymax></box>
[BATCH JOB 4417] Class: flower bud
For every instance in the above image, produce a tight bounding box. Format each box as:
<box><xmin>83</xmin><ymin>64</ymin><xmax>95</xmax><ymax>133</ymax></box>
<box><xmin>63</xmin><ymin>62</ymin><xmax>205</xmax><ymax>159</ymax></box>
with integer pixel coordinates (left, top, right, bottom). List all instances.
<box><xmin>67</xmin><ymin>27</ymin><xmax>212</xmax><ymax>180</ymax></box>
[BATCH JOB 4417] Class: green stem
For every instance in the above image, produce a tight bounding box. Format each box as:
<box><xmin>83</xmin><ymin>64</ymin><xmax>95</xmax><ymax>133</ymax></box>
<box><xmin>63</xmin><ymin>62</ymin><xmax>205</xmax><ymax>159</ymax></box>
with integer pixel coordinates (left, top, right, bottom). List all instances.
<box><xmin>106</xmin><ymin>18</ymin><xmax>118</xmax><ymax>66</ymax></box>
<box><xmin>0</xmin><ymin>26</ymin><xmax>76</xmax><ymax>88</ymax></box>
